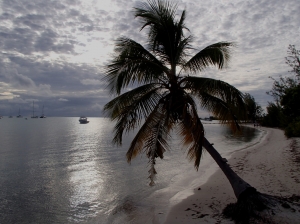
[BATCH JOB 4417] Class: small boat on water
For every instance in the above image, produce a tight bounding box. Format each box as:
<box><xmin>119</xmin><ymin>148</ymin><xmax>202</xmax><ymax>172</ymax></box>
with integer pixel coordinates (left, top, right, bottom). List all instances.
<box><xmin>40</xmin><ymin>105</ymin><xmax>46</xmax><ymax>118</ymax></box>
<box><xmin>16</xmin><ymin>108</ymin><xmax>22</xmax><ymax>118</ymax></box>
<box><xmin>79</xmin><ymin>116</ymin><xmax>89</xmax><ymax>124</ymax></box>
<box><xmin>9</xmin><ymin>110</ymin><xmax>13</xmax><ymax>118</ymax></box>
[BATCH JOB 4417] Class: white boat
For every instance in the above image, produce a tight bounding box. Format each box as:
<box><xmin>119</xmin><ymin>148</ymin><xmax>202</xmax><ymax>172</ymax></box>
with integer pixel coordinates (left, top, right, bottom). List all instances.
<box><xmin>40</xmin><ymin>105</ymin><xmax>46</xmax><ymax>118</ymax></box>
<box><xmin>79</xmin><ymin>116</ymin><xmax>89</xmax><ymax>124</ymax></box>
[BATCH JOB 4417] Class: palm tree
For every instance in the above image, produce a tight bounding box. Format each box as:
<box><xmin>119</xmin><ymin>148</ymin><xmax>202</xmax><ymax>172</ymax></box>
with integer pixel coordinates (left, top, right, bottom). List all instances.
<box><xmin>104</xmin><ymin>0</ymin><xmax>258</xmax><ymax>210</ymax></box>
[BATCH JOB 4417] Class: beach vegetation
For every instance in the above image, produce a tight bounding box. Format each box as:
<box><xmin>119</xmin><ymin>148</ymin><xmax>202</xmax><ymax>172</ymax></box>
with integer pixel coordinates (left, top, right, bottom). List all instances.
<box><xmin>103</xmin><ymin>0</ymin><xmax>294</xmax><ymax>222</ymax></box>
<box><xmin>285</xmin><ymin>118</ymin><xmax>300</xmax><ymax>137</ymax></box>
<box><xmin>262</xmin><ymin>45</ymin><xmax>300</xmax><ymax>137</ymax></box>
<box><xmin>286</xmin><ymin>44</ymin><xmax>300</xmax><ymax>77</ymax></box>
<box><xmin>261</xmin><ymin>102</ymin><xmax>286</xmax><ymax>128</ymax></box>
<box><xmin>244</xmin><ymin>93</ymin><xmax>263</xmax><ymax>123</ymax></box>
<box><xmin>281</xmin><ymin>85</ymin><xmax>300</xmax><ymax>137</ymax></box>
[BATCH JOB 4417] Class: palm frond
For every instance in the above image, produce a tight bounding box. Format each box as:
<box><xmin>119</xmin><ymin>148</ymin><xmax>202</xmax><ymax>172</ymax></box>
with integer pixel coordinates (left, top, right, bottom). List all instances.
<box><xmin>200</xmin><ymin>92</ymin><xmax>244</xmax><ymax>131</ymax></box>
<box><xmin>184</xmin><ymin>76</ymin><xmax>244</xmax><ymax>102</ymax></box>
<box><xmin>177</xmin><ymin>95</ymin><xmax>205</xmax><ymax>169</ymax></box>
<box><xmin>126</xmin><ymin>99</ymin><xmax>170</xmax><ymax>162</ymax></box>
<box><xmin>184</xmin><ymin>42</ymin><xmax>235</xmax><ymax>73</ymax></box>
<box><xmin>103</xmin><ymin>83</ymin><xmax>160</xmax><ymax>119</ymax></box>
<box><xmin>134</xmin><ymin>0</ymin><xmax>178</xmax><ymax>31</ymax></box>
<box><xmin>144</xmin><ymin>108</ymin><xmax>171</xmax><ymax>185</ymax></box>
<box><xmin>173</xmin><ymin>10</ymin><xmax>193</xmax><ymax>65</ymax></box>
<box><xmin>134</xmin><ymin>1</ymin><xmax>190</xmax><ymax>67</ymax></box>
<box><xmin>125</xmin><ymin>100</ymin><xmax>173</xmax><ymax>185</ymax></box>
<box><xmin>104</xmin><ymin>37</ymin><xmax>167</xmax><ymax>94</ymax></box>
<box><xmin>104</xmin><ymin>84</ymin><xmax>164</xmax><ymax>145</ymax></box>
<box><xmin>184</xmin><ymin>76</ymin><xmax>247</xmax><ymax>130</ymax></box>
<box><xmin>174</xmin><ymin>35</ymin><xmax>192</xmax><ymax>66</ymax></box>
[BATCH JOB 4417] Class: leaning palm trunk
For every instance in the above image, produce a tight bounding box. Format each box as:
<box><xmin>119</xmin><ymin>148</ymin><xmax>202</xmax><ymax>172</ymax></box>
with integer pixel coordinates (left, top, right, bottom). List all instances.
<box><xmin>203</xmin><ymin>137</ymin><xmax>275</xmax><ymax>223</ymax></box>
<box><xmin>203</xmin><ymin>137</ymin><xmax>291</xmax><ymax>224</ymax></box>
<box><xmin>202</xmin><ymin>137</ymin><xmax>255</xmax><ymax>199</ymax></box>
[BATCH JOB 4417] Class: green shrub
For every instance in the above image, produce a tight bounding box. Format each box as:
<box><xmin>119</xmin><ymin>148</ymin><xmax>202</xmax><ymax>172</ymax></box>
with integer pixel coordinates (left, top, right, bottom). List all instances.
<box><xmin>285</xmin><ymin>119</ymin><xmax>300</xmax><ymax>137</ymax></box>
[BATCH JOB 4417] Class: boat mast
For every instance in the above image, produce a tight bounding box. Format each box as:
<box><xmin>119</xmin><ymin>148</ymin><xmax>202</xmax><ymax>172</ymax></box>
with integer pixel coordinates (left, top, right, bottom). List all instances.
<box><xmin>31</xmin><ymin>101</ymin><xmax>38</xmax><ymax>118</ymax></box>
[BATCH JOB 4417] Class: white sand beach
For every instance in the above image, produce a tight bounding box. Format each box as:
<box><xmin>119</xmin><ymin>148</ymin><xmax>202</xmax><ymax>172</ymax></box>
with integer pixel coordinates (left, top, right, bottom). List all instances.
<box><xmin>164</xmin><ymin>127</ymin><xmax>300</xmax><ymax>223</ymax></box>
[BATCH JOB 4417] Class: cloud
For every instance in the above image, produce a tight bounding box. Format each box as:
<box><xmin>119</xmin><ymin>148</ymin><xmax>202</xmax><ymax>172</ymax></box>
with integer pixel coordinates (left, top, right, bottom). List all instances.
<box><xmin>80</xmin><ymin>79</ymin><xmax>101</xmax><ymax>85</ymax></box>
<box><xmin>12</xmin><ymin>72</ymin><xmax>36</xmax><ymax>88</ymax></box>
<box><xmin>0</xmin><ymin>0</ymin><xmax>299</xmax><ymax>116</ymax></box>
<box><xmin>37</xmin><ymin>84</ymin><xmax>52</xmax><ymax>96</ymax></box>
<box><xmin>58</xmin><ymin>98</ymin><xmax>68</xmax><ymax>102</ymax></box>
<box><xmin>0</xmin><ymin>91</ymin><xmax>19</xmax><ymax>100</ymax></box>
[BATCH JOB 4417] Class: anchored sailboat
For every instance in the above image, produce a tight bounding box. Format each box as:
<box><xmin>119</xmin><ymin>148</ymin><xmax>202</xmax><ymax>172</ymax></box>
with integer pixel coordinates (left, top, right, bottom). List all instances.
<box><xmin>40</xmin><ymin>105</ymin><xmax>46</xmax><ymax>118</ymax></box>
<box><xmin>31</xmin><ymin>101</ymin><xmax>38</xmax><ymax>118</ymax></box>
<box><xmin>16</xmin><ymin>108</ymin><xmax>22</xmax><ymax>118</ymax></box>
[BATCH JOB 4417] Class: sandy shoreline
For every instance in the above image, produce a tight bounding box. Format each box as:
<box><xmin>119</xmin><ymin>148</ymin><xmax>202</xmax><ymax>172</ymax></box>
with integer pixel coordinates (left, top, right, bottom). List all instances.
<box><xmin>164</xmin><ymin>127</ymin><xmax>300</xmax><ymax>223</ymax></box>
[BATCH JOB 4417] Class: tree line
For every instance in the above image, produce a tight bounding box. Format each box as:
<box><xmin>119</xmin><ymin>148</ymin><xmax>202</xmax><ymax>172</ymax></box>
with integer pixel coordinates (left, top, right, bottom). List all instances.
<box><xmin>252</xmin><ymin>45</ymin><xmax>300</xmax><ymax>137</ymax></box>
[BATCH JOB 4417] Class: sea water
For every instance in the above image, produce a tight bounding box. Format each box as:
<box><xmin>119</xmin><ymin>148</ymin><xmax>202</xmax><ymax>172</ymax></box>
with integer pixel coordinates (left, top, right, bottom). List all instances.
<box><xmin>0</xmin><ymin>117</ymin><xmax>264</xmax><ymax>224</ymax></box>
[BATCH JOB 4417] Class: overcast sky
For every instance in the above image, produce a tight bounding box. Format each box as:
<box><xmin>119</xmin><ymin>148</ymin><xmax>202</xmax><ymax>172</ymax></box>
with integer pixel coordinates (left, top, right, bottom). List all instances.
<box><xmin>0</xmin><ymin>0</ymin><xmax>299</xmax><ymax>117</ymax></box>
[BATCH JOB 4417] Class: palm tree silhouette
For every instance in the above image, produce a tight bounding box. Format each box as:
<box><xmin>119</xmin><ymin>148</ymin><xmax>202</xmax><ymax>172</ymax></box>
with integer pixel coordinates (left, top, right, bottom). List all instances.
<box><xmin>104</xmin><ymin>0</ymin><xmax>251</xmax><ymax>195</ymax></box>
<box><xmin>103</xmin><ymin>1</ymin><xmax>272</xmax><ymax>220</ymax></box>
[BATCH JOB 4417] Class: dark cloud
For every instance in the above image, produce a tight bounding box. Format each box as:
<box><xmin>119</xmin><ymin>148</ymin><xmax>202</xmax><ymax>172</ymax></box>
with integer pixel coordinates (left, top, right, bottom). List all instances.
<box><xmin>12</xmin><ymin>72</ymin><xmax>36</xmax><ymax>88</ymax></box>
<box><xmin>34</xmin><ymin>29</ymin><xmax>58</xmax><ymax>52</ymax></box>
<box><xmin>15</xmin><ymin>14</ymin><xmax>46</xmax><ymax>31</ymax></box>
<box><xmin>0</xmin><ymin>0</ymin><xmax>94</xmax><ymax>55</ymax></box>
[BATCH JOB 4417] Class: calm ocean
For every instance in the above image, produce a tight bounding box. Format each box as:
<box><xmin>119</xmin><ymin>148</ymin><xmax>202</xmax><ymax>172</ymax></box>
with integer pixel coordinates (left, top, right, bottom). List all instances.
<box><xmin>0</xmin><ymin>117</ymin><xmax>264</xmax><ymax>224</ymax></box>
